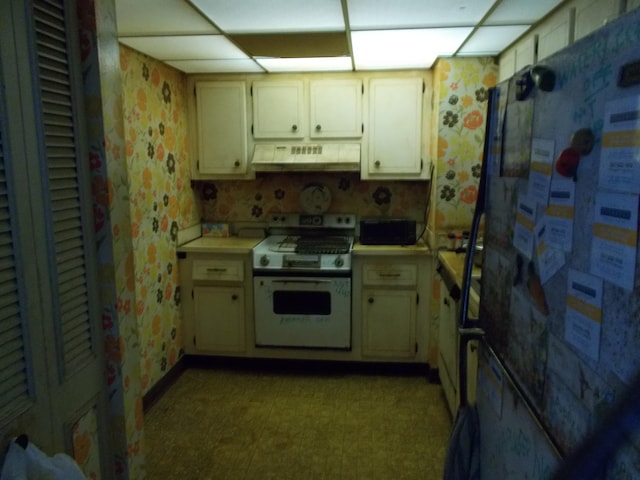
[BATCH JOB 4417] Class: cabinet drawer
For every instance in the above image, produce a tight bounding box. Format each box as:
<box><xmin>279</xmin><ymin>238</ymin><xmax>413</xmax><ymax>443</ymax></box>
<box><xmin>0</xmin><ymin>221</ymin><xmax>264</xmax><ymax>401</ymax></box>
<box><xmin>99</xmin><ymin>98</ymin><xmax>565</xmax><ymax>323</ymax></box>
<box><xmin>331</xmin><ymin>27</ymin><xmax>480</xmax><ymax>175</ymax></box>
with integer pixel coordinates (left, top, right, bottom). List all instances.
<box><xmin>192</xmin><ymin>260</ymin><xmax>244</xmax><ymax>282</ymax></box>
<box><xmin>362</xmin><ymin>263</ymin><xmax>417</xmax><ymax>286</ymax></box>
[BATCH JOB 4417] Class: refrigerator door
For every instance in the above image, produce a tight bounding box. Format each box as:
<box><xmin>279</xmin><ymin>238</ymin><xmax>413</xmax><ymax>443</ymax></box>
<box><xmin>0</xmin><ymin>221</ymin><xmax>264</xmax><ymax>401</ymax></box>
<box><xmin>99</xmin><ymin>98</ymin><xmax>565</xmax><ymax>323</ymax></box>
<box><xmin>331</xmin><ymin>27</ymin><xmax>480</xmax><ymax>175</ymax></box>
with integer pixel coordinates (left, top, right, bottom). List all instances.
<box><xmin>473</xmin><ymin>7</ymin><xmax>640</xmax><ymax>479</ymax></box>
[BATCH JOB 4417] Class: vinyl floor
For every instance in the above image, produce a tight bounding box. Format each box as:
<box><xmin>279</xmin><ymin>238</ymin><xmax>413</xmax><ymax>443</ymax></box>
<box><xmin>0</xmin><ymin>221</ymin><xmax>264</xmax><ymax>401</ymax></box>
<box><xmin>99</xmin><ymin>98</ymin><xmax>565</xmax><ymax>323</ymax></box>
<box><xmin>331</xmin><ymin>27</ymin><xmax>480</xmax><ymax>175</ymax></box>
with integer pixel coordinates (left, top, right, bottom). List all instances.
<box><xmin>143</xmin><ymin>362</ymin><xmax>452</xmax><ymax>479</ymax></box>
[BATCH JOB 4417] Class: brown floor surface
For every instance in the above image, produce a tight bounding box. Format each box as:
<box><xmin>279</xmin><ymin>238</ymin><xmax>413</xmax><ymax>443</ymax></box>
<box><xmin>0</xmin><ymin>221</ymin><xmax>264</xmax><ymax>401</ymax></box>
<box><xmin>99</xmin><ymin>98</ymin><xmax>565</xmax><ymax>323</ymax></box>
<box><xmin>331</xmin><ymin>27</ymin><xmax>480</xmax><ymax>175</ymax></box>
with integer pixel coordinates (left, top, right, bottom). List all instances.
<box><xmin>143</xmin><ymin>364</ymin><xmax>452</xmax><ymax>479</ymax></box>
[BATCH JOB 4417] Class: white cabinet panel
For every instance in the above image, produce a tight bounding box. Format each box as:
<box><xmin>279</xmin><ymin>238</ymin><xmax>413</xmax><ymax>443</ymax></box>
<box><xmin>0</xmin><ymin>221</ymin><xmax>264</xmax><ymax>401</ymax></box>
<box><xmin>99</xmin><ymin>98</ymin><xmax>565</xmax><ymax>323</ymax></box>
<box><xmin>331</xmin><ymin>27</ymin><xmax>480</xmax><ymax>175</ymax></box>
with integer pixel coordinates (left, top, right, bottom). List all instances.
<box><xmin>194</xmin><ymin>286</ymin><xmax>246</xmax><ymax>352</ymax></box>
<box><xmin>252</xmin><ymin>80</ymin><xmax>305</xmax><ymax>139</ymax></box>
<box><xmin>362</xmin><ymin>288</ymin><xmax>416</xmax><ymax>357</ymax></box>
<box><xmin>195</xmin><ymin>81</ymin><xmax>249</xmax><ymax>176</ymax></box>
<box><xmin>366</xmin><ymin>77</ymin><xmax>425</xmax><ymax>179</ymax></box>
<box><xmin>309</xmin><ymin>79</ymin><xmax>362</xmax><ymax>138</ymax></box>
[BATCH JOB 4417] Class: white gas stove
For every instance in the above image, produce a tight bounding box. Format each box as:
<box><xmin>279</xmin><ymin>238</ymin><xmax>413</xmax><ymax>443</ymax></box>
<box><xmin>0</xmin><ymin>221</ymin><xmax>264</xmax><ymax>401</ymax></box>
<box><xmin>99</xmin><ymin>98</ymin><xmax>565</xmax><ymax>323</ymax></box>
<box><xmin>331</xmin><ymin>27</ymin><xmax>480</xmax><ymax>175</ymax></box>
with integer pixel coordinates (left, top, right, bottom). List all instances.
<box><xmin>252</xmin><ymin>213</ymin><xmax>356</xmax><ymax>273</ymax></box>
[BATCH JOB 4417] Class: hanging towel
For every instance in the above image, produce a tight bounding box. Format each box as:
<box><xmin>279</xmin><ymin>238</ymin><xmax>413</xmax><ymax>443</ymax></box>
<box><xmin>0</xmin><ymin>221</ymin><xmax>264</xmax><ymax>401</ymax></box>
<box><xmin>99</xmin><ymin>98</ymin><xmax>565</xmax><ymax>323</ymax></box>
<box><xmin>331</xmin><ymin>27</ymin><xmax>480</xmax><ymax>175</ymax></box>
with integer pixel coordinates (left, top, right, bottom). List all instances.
<box><xmin>443</xmin><ymin>404</ymin><xmax>481</xmax><ymax>480</ymax></box>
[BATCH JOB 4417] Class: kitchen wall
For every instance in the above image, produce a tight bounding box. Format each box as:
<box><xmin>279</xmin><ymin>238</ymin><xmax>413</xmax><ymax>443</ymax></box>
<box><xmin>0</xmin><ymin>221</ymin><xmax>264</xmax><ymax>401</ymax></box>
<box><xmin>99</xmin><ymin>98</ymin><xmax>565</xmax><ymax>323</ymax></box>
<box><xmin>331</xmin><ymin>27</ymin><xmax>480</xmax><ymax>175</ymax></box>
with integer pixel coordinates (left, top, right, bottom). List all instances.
<box><xmin>429</xmin><ymin>57</ymin><xmax>498</xmax><ymax>243</ymax></box>
<box><xmin>120</xmin><ymin>44</ymin><xmax>200</xmax><ymax>396</ymax></box>
<box><xmin>78</xmin><ymin>1</ymin><xmax>145</xmax><ymax>477</ymax></box>
<box><xmin>198</xmin><ymin>173</ymin><xmax>430</xmax><ymax>224</ymax></box>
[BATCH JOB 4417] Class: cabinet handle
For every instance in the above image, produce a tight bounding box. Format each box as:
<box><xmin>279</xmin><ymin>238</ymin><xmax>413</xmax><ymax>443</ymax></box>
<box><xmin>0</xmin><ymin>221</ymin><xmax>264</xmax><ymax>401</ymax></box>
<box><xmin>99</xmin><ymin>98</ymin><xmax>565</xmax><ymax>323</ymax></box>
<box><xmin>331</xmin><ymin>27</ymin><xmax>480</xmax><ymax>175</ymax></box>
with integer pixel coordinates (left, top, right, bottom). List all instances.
<box><xmin>315</xmin><ymin>124</ymin><xmax>322</xmax><ymax>131</ymax></box>
<box><xmin>291</xmin><ymin>124</ymin><xmax>298</xmax><ymax>132</ymax></box>
<box><xmin>206</xmin><ymin>268</ymin><xmax>227</xmax><ymax>273</ymax></box>
<box><xmin>374</xmin><ymin>160</ymin><xmax>381</xmax><ymax>168</ymax></box>
<box><xmin>234</xmin><ymin>160</ymin><xmax>240</xmax><ymax>167</ymax></box>
<box><xmin>368</xmin><ymin>297</ymin><xmax>374</xmax><ymax>304</ymax></box>
<box><xmin>231</xmin><ymin>294</ymin><xmax>238</xmax><ymax>301</ymax></box>
<box><xmin>378</xmin><ymin>272</ymin><xmax>400</xmax><ymax>278</ymax></box>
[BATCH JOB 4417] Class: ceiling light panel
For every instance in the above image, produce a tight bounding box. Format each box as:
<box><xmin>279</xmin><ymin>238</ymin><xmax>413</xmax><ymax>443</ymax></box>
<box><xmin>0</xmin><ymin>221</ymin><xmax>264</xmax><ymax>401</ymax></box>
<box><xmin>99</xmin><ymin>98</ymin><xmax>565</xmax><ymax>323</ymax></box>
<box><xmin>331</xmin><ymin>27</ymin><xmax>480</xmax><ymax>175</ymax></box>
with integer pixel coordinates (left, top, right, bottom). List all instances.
<box><xmin>190</xmin><ymin>0</ymin><xmax>345</xmax><ymax>33</ymax></box>
<box><xmin>457</xmin><ymin>25</ymin><xmax>531</xmax><ymax>55</ymax></box>
<box><xmin>166</xmin><ymin>59</ymin><xmax>264</xmax><ymax>73</ymax></box>
<box><xmin>256</xmin><ymin>57</ymin><xmax>352</xmax><ymax>73</ymax></box>
<box><xmin>115</xmin><ymin>0</ymin><xmax>219</xmax><ymax>35</ymax></box>
<box><xmin>347</xmin><ymin>0</ymin><xmax>495</xmax><ymax>29</ymax></box>
<box><xmin>484</xmin><ymin>0</ymin><xmax>565</xmax><ymax>24</ymax></box>
<box><xmin>119</xmin><ymin>35</ymin><xmax>249</xmax><ymax>61</ymax></box>
<box><xmin>352</xmin><ymin>28</ymin><xmax>472</xmax><ymax>70</ymax></box>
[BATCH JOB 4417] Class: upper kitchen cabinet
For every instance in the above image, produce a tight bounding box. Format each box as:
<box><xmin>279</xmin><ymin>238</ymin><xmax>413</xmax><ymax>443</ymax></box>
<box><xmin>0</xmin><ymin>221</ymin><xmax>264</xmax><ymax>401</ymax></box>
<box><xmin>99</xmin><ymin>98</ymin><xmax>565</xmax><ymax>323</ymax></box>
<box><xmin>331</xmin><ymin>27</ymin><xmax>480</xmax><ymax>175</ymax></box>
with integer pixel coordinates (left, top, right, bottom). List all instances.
<box><xmin>309</xmin><ymin>79</ymin><xmax>363</xmax><ymax>139</ymax></box>
<box><xmin>252</xmin><ymin>80</ymin><xmax>305</xmax><ymax>139</ymax></box>
<box><xmin>364</xmin><ymin>77</ymin><xmax>427</xmax><ymax>180</ymax></box>
<box><xmin>193</xmin><ymin>80</ymin><xmax>253</xmax><ymax>179</ymax></box>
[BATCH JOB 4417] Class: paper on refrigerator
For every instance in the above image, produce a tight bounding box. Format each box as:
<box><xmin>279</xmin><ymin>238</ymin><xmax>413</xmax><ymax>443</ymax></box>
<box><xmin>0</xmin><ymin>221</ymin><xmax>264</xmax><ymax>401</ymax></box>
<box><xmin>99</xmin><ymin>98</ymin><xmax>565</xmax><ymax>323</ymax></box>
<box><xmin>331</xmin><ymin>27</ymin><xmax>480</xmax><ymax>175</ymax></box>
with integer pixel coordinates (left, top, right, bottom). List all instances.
<box><xmin>528</xmin><ymin>138</ymin><xmax>555</xmax><ymax>206</ymax></box>
<box><xmin>513</xmin><ymin>194</ymin><xmax>537</xmax><ymax>259</ymax></box>
<box><xmin>564</xmin><ymin>269</ymin><xmax>603</xmax><ymax>362</ymax></box>
<box><xmin>534</xmin><ymin>218</ymin><xmax>565</xmax><ymax>284</ymax></box>
<box><xmin>544</xmin><ymin>178</ymin><xmax>575</xmax><ymax>252</ymax></box>
<box><xmin>599</xmin><ymin>95</ymin><xmax>640</xmax><ymax>194</ymax></box>
<box><xmin>590</xmin><ymin>192</ymin><xmax>639</xmax><ymax>290</ymax></box>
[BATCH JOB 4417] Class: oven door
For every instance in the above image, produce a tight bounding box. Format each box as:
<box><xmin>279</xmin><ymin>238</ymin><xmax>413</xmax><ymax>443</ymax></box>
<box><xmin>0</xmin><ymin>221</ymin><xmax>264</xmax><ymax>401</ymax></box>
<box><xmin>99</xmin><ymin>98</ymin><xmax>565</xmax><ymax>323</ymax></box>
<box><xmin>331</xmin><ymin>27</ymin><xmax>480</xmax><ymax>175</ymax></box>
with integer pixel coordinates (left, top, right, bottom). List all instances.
<box><xmin>253</xmin><ymin>274</ymin><xmax>351</xmax><ymax>349</ymax></box>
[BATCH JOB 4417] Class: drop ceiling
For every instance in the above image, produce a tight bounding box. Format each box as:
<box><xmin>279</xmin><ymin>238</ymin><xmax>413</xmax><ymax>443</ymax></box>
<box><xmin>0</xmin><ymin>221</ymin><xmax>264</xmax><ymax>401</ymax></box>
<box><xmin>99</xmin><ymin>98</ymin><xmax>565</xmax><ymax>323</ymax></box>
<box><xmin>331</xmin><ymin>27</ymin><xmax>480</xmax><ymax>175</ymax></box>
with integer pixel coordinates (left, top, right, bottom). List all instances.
<box><xmin>116</xmin><ymin>0</ymin><xmax>566</xmax><ymax>74</ymax></box>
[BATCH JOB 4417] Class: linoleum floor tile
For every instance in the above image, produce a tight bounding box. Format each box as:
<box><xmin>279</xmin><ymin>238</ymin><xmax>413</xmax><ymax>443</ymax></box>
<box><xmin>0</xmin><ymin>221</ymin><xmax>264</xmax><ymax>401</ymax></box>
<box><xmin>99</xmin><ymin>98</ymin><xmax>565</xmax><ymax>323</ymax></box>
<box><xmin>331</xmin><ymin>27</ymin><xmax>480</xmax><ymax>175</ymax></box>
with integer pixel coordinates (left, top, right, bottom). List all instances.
<box><xmin>144</xmin><ymin>365</ymin><xmax>452</xmax><ymax>479</ymax></box>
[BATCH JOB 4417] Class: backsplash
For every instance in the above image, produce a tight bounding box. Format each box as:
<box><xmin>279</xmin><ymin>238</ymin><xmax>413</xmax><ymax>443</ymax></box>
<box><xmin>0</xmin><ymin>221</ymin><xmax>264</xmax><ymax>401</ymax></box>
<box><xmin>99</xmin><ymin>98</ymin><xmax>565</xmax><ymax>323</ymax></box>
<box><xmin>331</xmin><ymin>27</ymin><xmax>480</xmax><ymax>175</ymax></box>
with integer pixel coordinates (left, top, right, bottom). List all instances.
<box><xmin>196</xmin><ymin>173</ymin><xmax>430</xmax><ymax>226</ymax></box>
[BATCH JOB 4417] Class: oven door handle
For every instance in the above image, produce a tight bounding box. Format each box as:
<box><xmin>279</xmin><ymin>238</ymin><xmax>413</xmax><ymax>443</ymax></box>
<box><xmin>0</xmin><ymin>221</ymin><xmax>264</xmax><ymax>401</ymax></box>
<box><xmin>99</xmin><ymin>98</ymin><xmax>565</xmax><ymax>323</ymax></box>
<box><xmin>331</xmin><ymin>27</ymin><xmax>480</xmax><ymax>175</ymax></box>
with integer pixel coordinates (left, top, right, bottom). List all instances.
<box><xmin>271</xmin><ymin>279</ymin><xmax>333</xmax><ymax>285</ymax></box>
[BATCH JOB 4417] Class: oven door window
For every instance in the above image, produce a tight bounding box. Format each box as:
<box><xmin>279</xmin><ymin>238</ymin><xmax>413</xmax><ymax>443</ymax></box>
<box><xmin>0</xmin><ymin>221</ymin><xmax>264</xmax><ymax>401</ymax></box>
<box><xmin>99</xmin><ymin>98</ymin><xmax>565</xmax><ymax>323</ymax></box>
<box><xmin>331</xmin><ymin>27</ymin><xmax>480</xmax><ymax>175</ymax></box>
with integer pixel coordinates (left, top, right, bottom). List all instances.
<box><xmin>273</xmin><ymin>291</ymin><xmax>331</xmax><ymax>315</ymax></box>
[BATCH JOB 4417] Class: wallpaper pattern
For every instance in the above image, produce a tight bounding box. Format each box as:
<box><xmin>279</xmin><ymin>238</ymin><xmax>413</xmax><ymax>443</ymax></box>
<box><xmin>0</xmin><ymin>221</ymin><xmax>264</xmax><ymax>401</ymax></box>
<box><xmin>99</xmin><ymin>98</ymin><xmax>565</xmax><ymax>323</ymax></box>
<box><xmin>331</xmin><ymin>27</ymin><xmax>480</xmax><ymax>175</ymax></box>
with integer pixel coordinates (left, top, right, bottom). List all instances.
<box><xmin>199</xmin><ymin>173</ymin><xmax>430</xmax><ymax>223</ymax></box>
<box><xmin>120</xmin><ymin>45</ymin><xmax>199</xmax><ymax>397</ymax></box>
<box><xmin>433</xmin><ymin>57</ymin><xmax>498</xmax><ymax>233</ymax></box>
<box><xmin>78</xmin><ymin>0</ymin><xmax>144</xmax><ymax>478</ymax></box>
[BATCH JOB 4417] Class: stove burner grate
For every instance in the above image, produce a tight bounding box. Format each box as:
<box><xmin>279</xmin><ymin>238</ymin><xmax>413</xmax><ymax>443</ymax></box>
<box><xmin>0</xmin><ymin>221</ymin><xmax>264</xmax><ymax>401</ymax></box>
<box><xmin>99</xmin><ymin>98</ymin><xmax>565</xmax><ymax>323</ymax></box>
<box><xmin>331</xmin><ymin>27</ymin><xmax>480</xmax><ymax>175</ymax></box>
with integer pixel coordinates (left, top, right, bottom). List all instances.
<box><xmin>294</xmin><ymin>235</ymin><xmax>351</xmax><ymax>255</ymax></box>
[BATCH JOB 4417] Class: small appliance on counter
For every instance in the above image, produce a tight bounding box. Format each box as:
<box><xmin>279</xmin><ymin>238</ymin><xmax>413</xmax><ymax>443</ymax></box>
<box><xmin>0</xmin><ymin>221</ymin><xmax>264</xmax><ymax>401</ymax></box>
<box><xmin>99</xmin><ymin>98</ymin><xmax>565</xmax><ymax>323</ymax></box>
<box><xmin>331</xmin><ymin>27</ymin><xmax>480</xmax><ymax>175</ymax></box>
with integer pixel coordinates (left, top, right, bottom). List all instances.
<box><xmin>359</xmin><ymin>218</ymin><xmax>416</xmax><ymax>245</ymax></box>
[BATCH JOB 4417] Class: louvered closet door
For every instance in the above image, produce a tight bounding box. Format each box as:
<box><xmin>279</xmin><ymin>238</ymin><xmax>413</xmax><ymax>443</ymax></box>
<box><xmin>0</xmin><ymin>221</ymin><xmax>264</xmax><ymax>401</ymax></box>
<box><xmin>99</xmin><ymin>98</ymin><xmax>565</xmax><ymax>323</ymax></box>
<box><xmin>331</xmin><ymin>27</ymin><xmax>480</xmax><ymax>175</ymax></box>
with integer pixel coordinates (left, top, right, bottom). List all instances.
<box><xmin>0</xmin><ymin>0</ymin><xmax>109</xmax><ymax>472</ymax></box>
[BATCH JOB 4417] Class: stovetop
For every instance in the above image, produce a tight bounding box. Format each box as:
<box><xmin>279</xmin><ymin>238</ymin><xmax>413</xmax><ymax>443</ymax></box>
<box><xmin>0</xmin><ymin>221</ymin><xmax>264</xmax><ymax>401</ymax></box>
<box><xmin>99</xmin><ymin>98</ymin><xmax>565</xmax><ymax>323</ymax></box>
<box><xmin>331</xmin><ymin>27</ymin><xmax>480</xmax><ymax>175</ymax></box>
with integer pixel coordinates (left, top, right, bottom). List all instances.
<box><xmin>253</xmin><ymin>214</ymin><xmax>355</xmax><ymax>272</ymax></box>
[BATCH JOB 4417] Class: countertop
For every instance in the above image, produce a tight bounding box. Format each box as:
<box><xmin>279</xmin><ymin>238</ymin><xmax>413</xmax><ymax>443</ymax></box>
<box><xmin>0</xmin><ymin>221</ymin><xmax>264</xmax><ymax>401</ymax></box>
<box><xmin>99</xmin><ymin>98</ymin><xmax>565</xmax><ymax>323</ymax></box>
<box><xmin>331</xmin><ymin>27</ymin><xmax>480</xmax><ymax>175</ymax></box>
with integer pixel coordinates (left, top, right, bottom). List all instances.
<box><xmin>437</xmin><ymin>250</ymin><xmax>481</xmax><ymax>288</ymax></box>
<box><xmin>178</xmin><ymin>236</ymin><xmax>263</xmax><ymax>254</ymax></box>
<box><xmin>179</xmin><ymin>236</ymin><xmax>433</xmax><ymax>256</ymax></box>
<box><xmin>352</xmin><ymin>240</ymin><xmax>431</xmax><ymax>256</ymax></box>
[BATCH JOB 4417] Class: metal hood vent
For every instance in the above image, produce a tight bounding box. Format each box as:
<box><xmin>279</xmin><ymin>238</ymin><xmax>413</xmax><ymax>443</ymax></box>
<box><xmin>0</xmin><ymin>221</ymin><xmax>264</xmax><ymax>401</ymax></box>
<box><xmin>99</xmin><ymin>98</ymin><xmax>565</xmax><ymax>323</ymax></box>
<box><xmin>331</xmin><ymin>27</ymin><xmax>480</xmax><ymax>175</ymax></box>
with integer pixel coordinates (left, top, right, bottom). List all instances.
<box><xmin>252</xmin><ymin>143</ymin><xmax>360</xmax><ymax>172</ymax></box>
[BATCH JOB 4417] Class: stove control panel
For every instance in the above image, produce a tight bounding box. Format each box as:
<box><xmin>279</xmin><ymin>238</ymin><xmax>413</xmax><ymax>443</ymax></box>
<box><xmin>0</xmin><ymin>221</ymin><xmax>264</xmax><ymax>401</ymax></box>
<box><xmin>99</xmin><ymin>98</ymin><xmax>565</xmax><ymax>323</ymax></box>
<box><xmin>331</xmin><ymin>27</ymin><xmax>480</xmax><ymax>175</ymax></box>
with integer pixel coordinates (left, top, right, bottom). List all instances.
<box><xmin>268</xmin><ymin>213</ymin><xmax>356</xmax><ymax>229</ymax></box>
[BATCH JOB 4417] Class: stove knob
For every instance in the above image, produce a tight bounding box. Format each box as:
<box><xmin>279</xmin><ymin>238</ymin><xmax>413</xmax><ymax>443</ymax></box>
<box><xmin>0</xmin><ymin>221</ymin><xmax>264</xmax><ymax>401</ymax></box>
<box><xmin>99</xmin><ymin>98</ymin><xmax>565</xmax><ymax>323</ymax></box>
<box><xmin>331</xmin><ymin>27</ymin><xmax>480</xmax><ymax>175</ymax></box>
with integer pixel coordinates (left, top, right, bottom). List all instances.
<box><xmin>260</xmin><ymin>255</ymin><xmax>270</xmax><ymax>267</ymax></box>
<box><xmin>334</xmin><ymin>256</ymin><xmax>345</xmax><ymax>268</ymax></box>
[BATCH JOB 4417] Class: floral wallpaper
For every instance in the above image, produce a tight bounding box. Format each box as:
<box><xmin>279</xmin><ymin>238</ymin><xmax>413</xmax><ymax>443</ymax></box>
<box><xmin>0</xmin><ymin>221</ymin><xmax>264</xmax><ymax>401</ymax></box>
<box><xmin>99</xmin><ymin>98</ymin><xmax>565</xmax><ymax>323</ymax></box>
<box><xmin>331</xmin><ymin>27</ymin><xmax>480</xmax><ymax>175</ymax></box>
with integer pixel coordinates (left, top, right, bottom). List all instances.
<box><xmin>431</xmin><ymin>57</ymin><xmax>498</xmax><ymax>234</ymax></box>
<box><xmin>78</xmin><ymin>1</ymin><xmax>145</xmax><ymax>478</ymax></box>
<box><xmin>198</xmin><ymin>173</ymin><xmax>430</xmax><ymax>224</ymax></box>
<box><xmin>120</xmin><ymin>45</ymin><xmax>199</xmax><ymax>396</ymax></box>
<box><xmin>72</xmin><ymin>408</ymin><xmax>101</xmax><ymax>479</ymax></box>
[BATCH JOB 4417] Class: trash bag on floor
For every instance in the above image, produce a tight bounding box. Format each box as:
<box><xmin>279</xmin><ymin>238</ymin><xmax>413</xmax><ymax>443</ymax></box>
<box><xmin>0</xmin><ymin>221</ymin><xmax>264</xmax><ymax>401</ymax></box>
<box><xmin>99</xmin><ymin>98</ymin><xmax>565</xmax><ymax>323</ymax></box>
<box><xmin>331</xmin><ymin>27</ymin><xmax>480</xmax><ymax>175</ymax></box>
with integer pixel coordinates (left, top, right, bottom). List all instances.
<box><xmin>1</xmin><ymin>438</ymin><xmax>86</xmax><ymax>480</ymax></box>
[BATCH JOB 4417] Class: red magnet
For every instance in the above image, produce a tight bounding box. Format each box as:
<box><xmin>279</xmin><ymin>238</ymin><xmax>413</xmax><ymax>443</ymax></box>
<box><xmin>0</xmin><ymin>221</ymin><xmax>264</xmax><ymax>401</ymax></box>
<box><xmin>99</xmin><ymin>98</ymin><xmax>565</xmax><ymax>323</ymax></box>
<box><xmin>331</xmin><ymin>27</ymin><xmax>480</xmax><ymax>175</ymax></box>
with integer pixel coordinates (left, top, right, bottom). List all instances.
<box><xmin>555</xmin><ymin>147</ymin><xmax>581</xmax><ymax>179</ymax></box>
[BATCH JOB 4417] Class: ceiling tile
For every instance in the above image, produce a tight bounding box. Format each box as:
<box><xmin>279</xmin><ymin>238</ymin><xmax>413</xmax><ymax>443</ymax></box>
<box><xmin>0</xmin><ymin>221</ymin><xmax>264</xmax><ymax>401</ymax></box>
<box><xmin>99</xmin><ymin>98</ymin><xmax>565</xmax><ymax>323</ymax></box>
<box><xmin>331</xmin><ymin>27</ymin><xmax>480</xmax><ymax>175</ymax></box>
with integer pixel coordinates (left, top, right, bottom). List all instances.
<box><xmin>165</xmin><ymin>59</ymin><xmax>264</xmax><ymax>73</ymax></box>
<box><xmin>352</xmin><ymin>28</ymin><xmax>472</xmax><ymax>70</ymax></box>
<box><xmin>256</xmin><ymin>57</ymin><xmax>353</xmax><ymax>73</ymax></box>
<box><xmin>484</xmin><ymin>0</ymin><xmax>565</xmax><ymax>24</ymax></box>
<box><xmin>230</xmin><ymin>32</ymin><xmax>349</xmax><ymax>58</ymax></box>
<box><xmin>347</xmin><ymin>0</ymin><xmax>495</xmax><ymax>29</ymax></box>
<box><xmin>115</xmin><ymin>0</ymin><xmax>218</xmax><ymax>35</ymax></box>
<box><xmin>190</xmin><ymin>0</ymin><xmax>345</xmax><ymax>33</ymax></box>
<box><xmin>457</xmin><ymin>25</ymin><xmax>531</xmax><ymax>55</ymax></box>
<box><xmin>119</xmin><ymin>35</ymin><xmax>249</xmax><ymax>61</ymax></box>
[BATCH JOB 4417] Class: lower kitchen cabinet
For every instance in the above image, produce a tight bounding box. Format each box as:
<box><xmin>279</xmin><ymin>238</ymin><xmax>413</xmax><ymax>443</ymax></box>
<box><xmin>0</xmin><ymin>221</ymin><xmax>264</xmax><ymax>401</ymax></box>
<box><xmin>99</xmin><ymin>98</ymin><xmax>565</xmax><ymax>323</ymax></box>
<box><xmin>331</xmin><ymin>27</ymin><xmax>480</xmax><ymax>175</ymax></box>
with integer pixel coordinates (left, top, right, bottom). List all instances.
<box><xmin>179</xmin><ymin>251</ymin><xmax>253</xmax><ymax>356</ymax></box>
<box><xmin>354</xmin><ymin>253</ymin><xmax>431</xmax><ymax>362</ymax></box>
<box><xmin>362</xmin><ymin>288</ymin><xmax>416</xmax><ymax>357</ymax></box>
<box><xmin>193</xmin><ymin>286</ymin><xmax>245</xmax><ymax>352</ymax></box>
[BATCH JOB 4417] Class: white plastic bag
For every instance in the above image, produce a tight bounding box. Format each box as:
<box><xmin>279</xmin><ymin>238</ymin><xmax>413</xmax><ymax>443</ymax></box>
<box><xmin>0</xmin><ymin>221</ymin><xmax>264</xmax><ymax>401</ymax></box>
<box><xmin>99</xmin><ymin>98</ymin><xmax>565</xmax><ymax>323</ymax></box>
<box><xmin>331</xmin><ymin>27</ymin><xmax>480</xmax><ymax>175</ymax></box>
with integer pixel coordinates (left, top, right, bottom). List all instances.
<box><xmin>1</xmin><ymin>440</ymin><xmax>86</xmax><ymax>480</ymax></box>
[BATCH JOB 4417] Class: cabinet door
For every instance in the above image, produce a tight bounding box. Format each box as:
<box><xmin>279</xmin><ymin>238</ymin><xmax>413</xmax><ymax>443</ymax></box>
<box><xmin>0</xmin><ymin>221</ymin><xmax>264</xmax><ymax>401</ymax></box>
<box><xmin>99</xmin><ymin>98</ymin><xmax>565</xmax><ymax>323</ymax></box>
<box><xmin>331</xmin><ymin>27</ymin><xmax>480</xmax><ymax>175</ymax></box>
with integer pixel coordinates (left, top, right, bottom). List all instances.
<box><xmin>362</xmin><ymin>288</ymin><xmax>416</xmax><ymax>357</ymax></box>
<box><xmin>438</xmin><ymin>279</ymin><xmax>458</xmax><ymax>415</ymax></box>
<box><xmin>252</xmin><ymin>80</ymin><xmax>305</xmax><ymax>138</ymax></box>
<box><xmin>309</xmin><ymin>79</ymin><xmax>362</xmax><ymax>138</ymax></box>
<box><xmin>194</xmin><ymin>286</ymin><xmax>245</xmax><ymax>352</ymax></box>
<box><xmin>195</xmin><ymin>81</ymin><xmax>248</xmax><ymax>175</ymax></box>
<box><xmin>366</xmin><ymin>78</ymin><xmax>424</xmax><ymax>178</ymax></box>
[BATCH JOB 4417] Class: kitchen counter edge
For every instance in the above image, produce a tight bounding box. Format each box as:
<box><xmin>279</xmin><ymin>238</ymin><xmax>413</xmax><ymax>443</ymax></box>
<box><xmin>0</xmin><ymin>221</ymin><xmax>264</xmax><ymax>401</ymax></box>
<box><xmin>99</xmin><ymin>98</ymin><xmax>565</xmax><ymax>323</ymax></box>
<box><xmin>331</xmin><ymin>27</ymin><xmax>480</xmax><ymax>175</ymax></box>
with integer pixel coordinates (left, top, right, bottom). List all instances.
<box><xmin>177</xmin><ymin>236</ymin><xmax>263</xmax><ymax>254</ymax></box>
<box><xmin>352</xmin><ymin>241</ymin><xmax>432</xmax><ymax>256</ymax></box>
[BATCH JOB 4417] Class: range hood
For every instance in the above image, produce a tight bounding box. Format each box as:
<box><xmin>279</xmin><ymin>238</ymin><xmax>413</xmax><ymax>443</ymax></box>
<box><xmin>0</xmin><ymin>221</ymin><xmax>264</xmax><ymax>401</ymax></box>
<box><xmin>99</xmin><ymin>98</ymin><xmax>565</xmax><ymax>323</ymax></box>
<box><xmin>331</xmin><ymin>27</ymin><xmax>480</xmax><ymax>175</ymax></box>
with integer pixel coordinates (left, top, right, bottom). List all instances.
<box><xmin>252</xmin><ymin>143</ymin><xmax>360</xmax><ymax>172</ymax></box>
